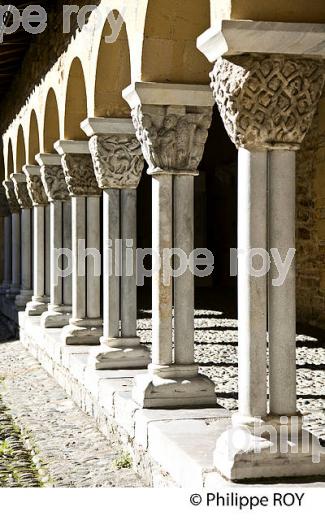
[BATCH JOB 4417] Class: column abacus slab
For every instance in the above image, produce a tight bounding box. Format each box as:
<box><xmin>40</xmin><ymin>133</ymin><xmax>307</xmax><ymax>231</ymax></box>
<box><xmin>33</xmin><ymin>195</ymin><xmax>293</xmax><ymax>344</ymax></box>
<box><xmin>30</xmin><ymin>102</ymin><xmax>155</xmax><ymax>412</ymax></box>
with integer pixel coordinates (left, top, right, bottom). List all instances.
<box><xmin>82</xmin><ymin>117</ymin><xmax>150</xmax><ymax>369</ymax></box>
<box><xmin>123</xmin><ymin>82</ymin><xmax>217</xmax><ymax>408</ymax></box>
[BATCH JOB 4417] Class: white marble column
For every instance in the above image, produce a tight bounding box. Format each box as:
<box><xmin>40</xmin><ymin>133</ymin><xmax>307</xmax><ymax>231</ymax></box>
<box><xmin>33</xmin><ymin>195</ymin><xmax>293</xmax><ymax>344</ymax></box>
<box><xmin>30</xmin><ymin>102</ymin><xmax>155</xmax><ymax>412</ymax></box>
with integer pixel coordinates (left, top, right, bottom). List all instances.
<box><xmin>83</xmin><ymin>117</ymin><xmax>150</xmax><ymax>369</ymax></box>
<box><xmin>235</xmin><ymin>148</ymin><xmax>268</xmax><ymax>423</ymax></box>
<box><xmin>199</xmin><ymin>35</ymin><xmax>325</xmax><ymax>479</ymax></box>
<box><xmin>123</xmin><ymin>83</ymin><xmax>216</xmax><ymax>408</ymax></box>
<box><xmin>268</xmin><ymin>150</ymin><xmax>297</xmax><ymax>417</ymax></box>
<box><xmin>36</xmin><ymin>153</ymin><xmax>72</xmax><ymax>327</ymax></box>
<box><xmin>55</xmin><ymin>140</ymin><xmax>102</xmax><ymax>345</ymax></box>
<box><xmin>1</xmin><ymin>216</ymin><xmax>12</xmax><ymax>293</ymax></box>
<box><xmin>3</xmin><ymin>180</ymin><xmax>21</xmax><ymax>301</ymax></box>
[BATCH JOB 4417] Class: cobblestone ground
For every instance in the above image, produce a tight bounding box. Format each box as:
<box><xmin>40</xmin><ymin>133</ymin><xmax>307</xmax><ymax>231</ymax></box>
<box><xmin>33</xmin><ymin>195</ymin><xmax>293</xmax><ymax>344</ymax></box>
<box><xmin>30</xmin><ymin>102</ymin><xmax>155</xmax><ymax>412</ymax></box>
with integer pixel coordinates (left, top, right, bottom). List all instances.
<box><xmin>138</xmin><ymin>303</ymin><xmax>325</xmax><ymax>443</ymax></box>
<box><xmin>1</xmin><ymin>300</ymin><xmax>325</xmax><ymax>488</ymax></box>
<box><xmin>0</xmin><ymin>315</ymin><xmax>144</xmax><ymax>488</ymax></box>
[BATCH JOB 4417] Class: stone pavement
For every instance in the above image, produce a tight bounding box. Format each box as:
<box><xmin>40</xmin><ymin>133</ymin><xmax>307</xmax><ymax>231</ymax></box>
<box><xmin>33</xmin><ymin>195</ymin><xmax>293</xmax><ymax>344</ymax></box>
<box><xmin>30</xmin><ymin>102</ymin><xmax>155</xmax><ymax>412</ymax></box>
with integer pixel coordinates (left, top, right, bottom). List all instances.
<box><xmin>0</xmin><ymin>315</ymin><xmax>145</xmax><ymax>487</ymax></box>
<box><xmin>1</xmin><ymin>305</ymin><xmax>325</xmax><ymax>487</ymax></box>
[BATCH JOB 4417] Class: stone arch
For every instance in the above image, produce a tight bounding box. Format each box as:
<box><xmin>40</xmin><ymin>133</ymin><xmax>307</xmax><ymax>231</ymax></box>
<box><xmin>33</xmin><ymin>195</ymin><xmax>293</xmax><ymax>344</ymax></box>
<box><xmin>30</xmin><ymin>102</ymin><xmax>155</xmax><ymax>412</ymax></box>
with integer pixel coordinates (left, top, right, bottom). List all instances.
<box><xmin>93</xmin><ymin>13</ymin><xmax>131</xmax><ymax>118</ymax></box>
<box><xmin>28</xmin><ymin>110</ymin><xmax>40</xmax><ymax>164</ymax></box>
<box><xmin>141</xmin><ymin>0</ymin><xmax>211</xmax><ymax>83</ymax></box>
<box><xmin>16</xmin><ymin>125</ymin><xmax>26</xmax><ymax>172</ymax></box>
<box><xmin>64</xmin><ymin>57</ymin><xmax>88</xmax><ymax>140</ymax></box>
<box><xmin>7</xmin><ymin>139</ymin><xmax>14</xmax><ymax>177</ymax></box>
<box><xmin>43</xmin><ymin>88</ymin><xmax>60</xmax><ymax>152</ymax></box>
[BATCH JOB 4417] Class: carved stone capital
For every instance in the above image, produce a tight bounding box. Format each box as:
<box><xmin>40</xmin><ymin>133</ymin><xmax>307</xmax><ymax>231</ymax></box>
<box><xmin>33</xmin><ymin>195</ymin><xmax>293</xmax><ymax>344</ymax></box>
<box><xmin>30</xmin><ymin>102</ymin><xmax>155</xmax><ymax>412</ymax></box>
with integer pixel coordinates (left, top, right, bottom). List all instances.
<box><xmin>2</xmin><ymin>180</ymin><xmax>20</xmax><ymax>213</ymax></box>
<box><xmin>131</xmin><ymin>105</ymin><xmax>212</xmax><ymax>174</ymax></box>
<box><xmin>61</xmin><ymin>153</ymin><xmax>101</xmax><ymax>197</ymax></box>
<box><xmin>23</xmin><ymin>166</ymin><xmax>48</xmax><ymax>206</ymax></box>
<box><xmin>0</xmin><ymin>186</ymin><xmax>10</xmax><ymax>216</ymax></box>
<box><xmin>41</xmin><ymin>164</ymin><xmax>69</xmax><ymax>202</ymax></box>
<box><xmin>89</xmin><ymin>134</ymin><xmax>144</xmax><ymax>189</ymax></box>
<box><xmin>11</xmin><ymin>174</ymin><xmax>33</xmax><ymax>209</ymax></box>
<box><xmin>210</xmin><ymin>54</ymin><xmax>325</xmax><ymax>150</ymax></box>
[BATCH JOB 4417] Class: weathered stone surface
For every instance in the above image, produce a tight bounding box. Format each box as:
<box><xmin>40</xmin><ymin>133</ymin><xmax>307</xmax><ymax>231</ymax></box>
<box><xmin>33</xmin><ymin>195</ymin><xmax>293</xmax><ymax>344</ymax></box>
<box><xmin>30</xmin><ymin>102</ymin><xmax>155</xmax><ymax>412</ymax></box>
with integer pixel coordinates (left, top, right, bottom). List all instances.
<box><xmin>41</xmin><ymin>165</ymin><xmax>69</xmax><ymax>202</ymax></box>
<box><xmin>131</xmin><ymin>105</ymin><xmax>212</xmax><ymax>174</ymax></box>
<box><xmin>61</xmin><ymin>154</ymin><xmax>101</xmax><ymax>197</ymax></box>
<box><xmin>2</xmin><ymin>180</ymin><xmax>20</xmax><ymax>214</ymax></box>
<box><xmin>89</xmin><ymin>134</ymin><xmax>144</xmax><ymax>189</ymax></box>
<box><xmin>210</xmin><ymin>54</ymin><xmax>325</xmax><ymax>150</ymax></box>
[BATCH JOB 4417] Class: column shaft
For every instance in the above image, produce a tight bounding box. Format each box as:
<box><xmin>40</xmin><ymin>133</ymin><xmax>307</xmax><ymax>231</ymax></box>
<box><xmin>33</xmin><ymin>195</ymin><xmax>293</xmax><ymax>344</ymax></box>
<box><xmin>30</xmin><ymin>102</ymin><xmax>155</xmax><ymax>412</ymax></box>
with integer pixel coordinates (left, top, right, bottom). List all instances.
<box><xmin>11</xmin><ymin>212</ymin><xmax>21</xmax><ymax>295</ymax></box>
<box><xmin>103</xmin><ymin>189</ymin><xmax>120</xmax><ymax>339</ymax></box>
<box><xmin>151</xmin><ymin>174</ymin><xmax>173</xmax><ymax>367</ymax></box>
<box><xmin>33</xmin><ymin>206</ymin><xmax>45</xmax><ymax>300</ymax></box>
<box><xmin>45</xmin><ymin>204</ymin><xmax>51</xmax><ymax>300</ymax></box>
<box><xmin>86</xmin><ymin>196</ymin><xmax>101</xmax><ymax>319</ymax></box>
<box><xmin>268</xmin><ymin>150</ymin><xmax>297</xmax><ymax>417</ymax></box>
<box><xmin>174</xmin><ymin>175</ymin><xmax>195</xmax><ymax>365</ymax></box>
<box><xmin>63</xmin><ymin>200</ymin><xmax>72</xmax><ymax>307</ymax></box>
<box><xmin>3</xmin><ymin>216</ymin><xmax>12</xmax><ymax>288</ymax></box>
<box><xmin>50</xmin><ymin>201</ymin><xmax>63</xmax><ymax>307</ymax></box>
<box><xmin>72</xmin><ymin>196</ymin><xmax>86</xmax><ymax>320</ymax></box>
<box><xmin>121</xmin><ymin>189</ymin><xmax>137</xmax><ymax>338</ymax></box>
<box><xmin>20</xmin><ymin>209</ymin><xmax>32</xmax><ymax>291</ymax></box>
<box><xmin>237</xmin><ymin>148</ymin><xmax>268</xmax><ymax>420</ymax></box>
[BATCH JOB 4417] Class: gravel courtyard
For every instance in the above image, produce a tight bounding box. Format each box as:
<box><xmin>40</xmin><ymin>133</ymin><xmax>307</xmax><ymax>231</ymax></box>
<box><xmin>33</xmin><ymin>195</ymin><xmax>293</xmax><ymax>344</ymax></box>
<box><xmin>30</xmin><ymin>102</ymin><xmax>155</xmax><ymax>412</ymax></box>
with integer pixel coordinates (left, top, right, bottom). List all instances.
<box><xmin>0</xmin><ymin>302</ymin><xmax>325</xmax><ymax>487</ymax></box>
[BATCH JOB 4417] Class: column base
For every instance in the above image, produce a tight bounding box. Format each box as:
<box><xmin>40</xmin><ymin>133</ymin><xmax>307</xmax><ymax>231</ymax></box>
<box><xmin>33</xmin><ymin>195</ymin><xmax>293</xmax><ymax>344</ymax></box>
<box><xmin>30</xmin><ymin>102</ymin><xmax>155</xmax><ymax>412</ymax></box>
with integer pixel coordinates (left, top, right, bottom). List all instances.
<box><xmin>132</xmin><ymin>364</ymin><xmax>217</xmax><ymax>409</ymax></box>
<box><xmin>41</xmin><ymin>305</ymin><xmax>72</xmax><ymax>329</ymax></box>
<box><xmin>214</xmin><ymin>414</ymin><xmax>325</xmax><ymax>481</ymax></box>
<box><xmin>61</xmin><ymin>318</ymin><xmax>103</xmax><ymax>346</ymax></box>
<box><xmin>15</xmin><ymin>290</ymin><xmax>33</xmax><ymax>308</ymax></box>
<box><xmin>88</xmin><ymin>336</ymin><xmax>151</xmax><ymax>370</ymax></box>
<box><xmin>25</xmin><ymin>297</ymin><xmax>49</xmax><ymax>316</ymax></box>
<box><xmin>0</xmin><ymin>283</ymin><xmax>10</xmax><ymax>295</ymax></box>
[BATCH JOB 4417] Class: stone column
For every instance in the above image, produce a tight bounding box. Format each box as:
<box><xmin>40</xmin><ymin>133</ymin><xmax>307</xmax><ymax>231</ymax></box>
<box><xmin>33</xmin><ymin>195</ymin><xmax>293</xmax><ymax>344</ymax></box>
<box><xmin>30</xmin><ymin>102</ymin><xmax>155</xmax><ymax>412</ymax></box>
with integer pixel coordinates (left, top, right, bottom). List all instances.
<box><xmin>3</xmin><ymin>180</ymin><xmax>21</xmax><ymax>301</ymax></box>
<box><xmin>55</xmin><ymin>140</ymin><xmax>103</xmax><ymax>345</ymax></box>
<box><xmin>24</xmin><ymin>165</ymin><xmax>49</xmax><ymax>316</ymax></box>
<box><xmin>123</xmin><ymin>82</ymin><xmax>216</xmax><ymax>408</ymax></box>
<box><xmin>82</xmin><ymin>117</ymin><xmax>150</xmax><ymax>369</ymax></box>
<box><xmin>268</xmin><ymin>150</ymin><xmax>297</xmax><ymax>417</ymax></box>
<box><xmin>11</xmin><ymin>173</ymin><xmax>33</xmax><ymax>308</ymax></box>
<box><xmin>0</xmin><ymin>187</ymin><xmax>11</xmax><ymax>295</ymax></box>
<box><xmin>202</xmin><ymin>46</ymin><xmax>325</xmax><ymax>478</ymax></box>
<box><xmin>34</xmin><ymin>153</ymin><xmax>72</xmax><ymax>328</ymax></box>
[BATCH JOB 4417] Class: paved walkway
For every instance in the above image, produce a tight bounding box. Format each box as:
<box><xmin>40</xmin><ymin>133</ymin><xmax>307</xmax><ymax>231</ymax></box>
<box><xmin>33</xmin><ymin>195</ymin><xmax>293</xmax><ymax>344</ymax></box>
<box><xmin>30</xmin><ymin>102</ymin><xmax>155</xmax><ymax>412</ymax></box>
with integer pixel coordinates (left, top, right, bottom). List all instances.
<box><xmin>1</xmin><ymin>305</ymin><xmax>325</xmax><ymax>487</ymax></box>
<box><xmin>0</xmin><ymin>315</ymin><xmax>144</xmax><ymax>487</ymax></box>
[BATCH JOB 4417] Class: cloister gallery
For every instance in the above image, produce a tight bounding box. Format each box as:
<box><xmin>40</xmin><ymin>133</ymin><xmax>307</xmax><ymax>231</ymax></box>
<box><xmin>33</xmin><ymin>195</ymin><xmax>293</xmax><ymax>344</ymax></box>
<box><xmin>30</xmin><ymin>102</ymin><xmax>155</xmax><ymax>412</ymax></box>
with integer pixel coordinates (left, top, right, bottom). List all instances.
<box><xmin>0</xmin><ymin>0</ymin><xmax>325</xmax><ymax>486</ymax></box>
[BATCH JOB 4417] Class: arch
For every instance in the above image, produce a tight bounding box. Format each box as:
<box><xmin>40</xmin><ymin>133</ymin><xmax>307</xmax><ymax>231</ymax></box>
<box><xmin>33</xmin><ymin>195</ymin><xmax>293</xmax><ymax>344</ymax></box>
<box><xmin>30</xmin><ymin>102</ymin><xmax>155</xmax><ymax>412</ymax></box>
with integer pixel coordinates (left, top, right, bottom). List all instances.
<box><xmin>16</xmin><ymin>126</ymin><xmax>26</xmax><ymax>172</ymax></box>
<box><xmin>43</xmin><ymin>88</ymin><xmax>60</xmax><ymax>152</ymax></box>
<box><xmin>28</xmin><ymin>110</ymin><xmax>40</xmax><ymax>164</ymax></box>
<box><xmin>64</xmin><ymin>58</ymin><xmax>88</xmax><ymax>139</ymax></box>
<box><xmin>7</xmin><ymin>139</ymin><xmax>14</xmax><ymax>177</ymax></box>
<box><xmin>94</xmin><ymin>13</ymin><xmax>131</xmax><ymax>118</ymax></box>
<box><xmin>141</xmin><ymin>0</ymin><xmax>210</xmax><ymax>83</ymax></box>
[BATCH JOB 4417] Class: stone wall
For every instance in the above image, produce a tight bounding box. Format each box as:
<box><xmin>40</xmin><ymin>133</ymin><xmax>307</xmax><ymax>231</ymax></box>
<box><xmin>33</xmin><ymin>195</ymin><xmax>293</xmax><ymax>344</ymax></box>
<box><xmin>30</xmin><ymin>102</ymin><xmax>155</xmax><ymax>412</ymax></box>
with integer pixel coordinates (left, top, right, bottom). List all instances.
<box><xmin>296</xmin><ymin>87</ymin><xmax>325</xmax><ymax>330</ymax></box>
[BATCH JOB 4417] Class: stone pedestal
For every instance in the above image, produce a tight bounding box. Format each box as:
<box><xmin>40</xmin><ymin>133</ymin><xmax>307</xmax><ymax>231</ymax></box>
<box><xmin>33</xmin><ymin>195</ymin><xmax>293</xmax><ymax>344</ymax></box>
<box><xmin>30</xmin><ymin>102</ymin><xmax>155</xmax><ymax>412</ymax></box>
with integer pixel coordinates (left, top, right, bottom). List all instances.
<box><xmin>123</xmin><ymin>83</ymin><xmax>217</xmax><ymax>407</ymax></box>
<box><xmin>34</xmin><ymin>154</ymin><xmax>72</xmax><ymax>328</ymax></box>
<box><xmin>55</xmin><ymin>140</ymin><xmax>103</xmax><ymax>345</ymax></box>
<box><xmin>83</xmin><ymin>117</ymin><xmax>150</xmax><ymax>368</ymax></box>
<box><xmin>199</xmin><ymin>22</ymin><xmax>325</xmax><ymax>480</ymax></box>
